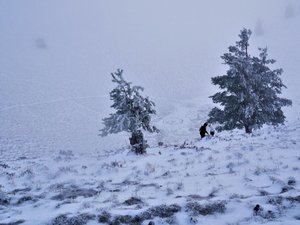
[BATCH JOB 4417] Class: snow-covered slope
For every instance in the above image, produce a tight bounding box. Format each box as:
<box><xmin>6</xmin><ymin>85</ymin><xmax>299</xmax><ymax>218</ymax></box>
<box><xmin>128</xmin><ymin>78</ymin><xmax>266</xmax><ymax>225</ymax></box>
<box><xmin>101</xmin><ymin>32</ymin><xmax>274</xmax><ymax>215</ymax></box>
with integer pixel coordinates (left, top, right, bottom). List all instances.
<box><xmin>1</xmin><ymin>0</ymin><xmax>300</xmax><ymax>156</ymax></box>
<box><xmin>1</xmin><ymin>98</ymin><xmax>300</xmax><ymax>225</ymax></box>
<box><xmin>1</xmin><ymin>0</ymin><xmax>300</xmax><ymax>224</ymax></box>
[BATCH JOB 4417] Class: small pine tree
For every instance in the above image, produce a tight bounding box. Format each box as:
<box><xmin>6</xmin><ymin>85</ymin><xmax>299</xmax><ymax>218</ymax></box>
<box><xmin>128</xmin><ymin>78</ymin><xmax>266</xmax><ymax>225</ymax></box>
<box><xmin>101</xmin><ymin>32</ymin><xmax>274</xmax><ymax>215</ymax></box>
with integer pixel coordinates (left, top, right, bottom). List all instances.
<box><xmin>208</xmin><ymin>28</ymin><xmax>292</xmax><ymax>133</ymax></box>
<box><xmin>100</xmin><ymin>69</ymin><xmax>159</xmax><ymax>154</ymax></box>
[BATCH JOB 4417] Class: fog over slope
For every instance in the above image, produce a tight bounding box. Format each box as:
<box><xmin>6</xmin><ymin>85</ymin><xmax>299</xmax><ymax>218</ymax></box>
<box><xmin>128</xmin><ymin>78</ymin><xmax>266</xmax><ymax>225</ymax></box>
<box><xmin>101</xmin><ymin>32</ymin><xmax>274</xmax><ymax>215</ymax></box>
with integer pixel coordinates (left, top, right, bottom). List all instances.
<box><xmin>0</xmin><ymin>0</ymin><xmax>300</xmax><ymax>153</ymax></box>
<box><xmin>1</xmin><ymin>0</ymin><xmax>299</xmax><ymax>99</ymax></box>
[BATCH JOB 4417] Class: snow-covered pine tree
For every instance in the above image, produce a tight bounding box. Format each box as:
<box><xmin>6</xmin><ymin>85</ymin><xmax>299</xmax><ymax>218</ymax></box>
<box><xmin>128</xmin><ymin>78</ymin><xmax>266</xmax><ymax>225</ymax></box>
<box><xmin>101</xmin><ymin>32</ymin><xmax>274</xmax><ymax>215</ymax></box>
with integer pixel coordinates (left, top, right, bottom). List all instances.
<box><xmin>100</xmin><ymin>69</ymin><xmax>159</xmax><ymax>154</ymax></box>
<box><xmin>208</xmin><ymin>28</ymin><xmax>292</xmax><ymax>133</ymax></box>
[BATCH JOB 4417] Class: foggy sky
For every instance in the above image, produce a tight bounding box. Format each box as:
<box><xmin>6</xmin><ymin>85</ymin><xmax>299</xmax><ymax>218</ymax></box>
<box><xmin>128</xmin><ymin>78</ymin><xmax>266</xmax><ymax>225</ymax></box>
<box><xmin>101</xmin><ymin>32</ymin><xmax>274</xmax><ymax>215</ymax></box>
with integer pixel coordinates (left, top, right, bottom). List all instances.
<box><xmin>0</xmin><ymin>0</ymin><xmax>299</xmax><ymax>104</ymax></box>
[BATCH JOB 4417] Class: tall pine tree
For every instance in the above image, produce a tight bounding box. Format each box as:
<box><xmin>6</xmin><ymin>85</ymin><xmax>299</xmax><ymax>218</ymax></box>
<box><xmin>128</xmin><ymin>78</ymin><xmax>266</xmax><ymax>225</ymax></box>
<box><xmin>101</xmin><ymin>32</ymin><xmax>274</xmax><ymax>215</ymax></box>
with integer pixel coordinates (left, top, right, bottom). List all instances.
<box><xmin>208</xmin><ymin>28</ymin><xmax>292</xmax><ymax>133</ymax></box>
<box><xmin>100</xmin><ymin>69</ymin><xmax>158</xmax><ymax>154</ymax></box>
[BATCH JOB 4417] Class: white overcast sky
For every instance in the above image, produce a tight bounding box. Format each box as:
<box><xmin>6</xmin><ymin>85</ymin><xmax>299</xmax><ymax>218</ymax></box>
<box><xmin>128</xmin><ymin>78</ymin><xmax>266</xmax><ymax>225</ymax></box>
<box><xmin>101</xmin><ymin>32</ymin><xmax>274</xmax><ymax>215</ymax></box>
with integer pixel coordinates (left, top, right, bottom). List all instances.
<box><xmin>0</xmin><ymin>0</ymin><xmax>299</xmax><ymax>102</ymax></box>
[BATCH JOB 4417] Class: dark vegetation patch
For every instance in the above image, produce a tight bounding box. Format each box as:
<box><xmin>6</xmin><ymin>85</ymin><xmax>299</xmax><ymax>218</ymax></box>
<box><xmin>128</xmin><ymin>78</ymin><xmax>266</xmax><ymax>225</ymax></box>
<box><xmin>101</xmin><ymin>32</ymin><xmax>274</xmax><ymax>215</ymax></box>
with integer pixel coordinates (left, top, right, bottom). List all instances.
<box><xmin>187</xmin><ymin>194</ymin><xmax>207</xmax><ymax>201</ymax></box>
<box><xmin>109</xmin><ymin>215</ymin><xmax>143</xmax><ymax>225</ymax></box>
<box><xmin>142</xmin><ymin>204</ymin><xmax>181</xmax><ymax>219</ymax></box>
<box><xmin>264</xmin><ymin>195</ymin><xmax>300</xmax><ymax>220</ymax></box>
<box><xmin>0</xmin><ymin>192</ymin><xmax>10</xmax><ymax>205</ymax></box>
<box><xmin>139</xmin><ymin>183</ymin><xmax>160</xmax><ymax>188</ymax></box>
<box><xmin>258</xmin><ymin>189</ymin><xmax>270</xmax><ymax>196</ymax></box>
<box><xmin>185</xmin><ymin>201</ymin><xmax>226</xmax><ymax>216</ymax></box>
<box><xmin>17</xmin><ymin>157</ymin><xmax>27</xmax><ymax>160</ymax></box>
<box><xmin>55</xmin><ymin>200</ymin><xmax>73</xmax><ymax>209</ymax></box>
<box><xmin>98</xmin><ymin>211</ymin><xmax>111</xmax><ymax>223</ymax></box>
<box><xmin>98</xmin><ymin>204</ymin><xmax>181</xmax><ymax>225</ymax></box>
<box><xmin>114</xmin><ymin>180</ymin><xmax>139</xmax><ymax>186</ymax></box>
<box><xmin>123</xmin><ymin>197</ymin><xmax>143</xmax><ymax>206</ymax></box>
<box><xmin>268</xmin><ymin>195</ymin><xmax>300</xmax><ymax>207</ymax></box>
<box><xmin>51</xmin><ymin>187</ymin><xmax>98</xmax><ymax>200</ymax></box>
<box><xmin>98</xmin><ymin>213</ymin><xmax>143</xmax><ymax>225</ymax></box>
<box><xmin>9</xmin><ymin>188</ymin><xmax>31</xmax><ymax>195</ymax></box>
<box><xmin>294</xmin><ymin>215</ymin><xmax>300</xmax><ymax>220</ymax></box>
<box><xmin>0</xmin><ymin>220</ymin><xmax>25</xmax><ymax>225</ymax></box>
<box><xmin>268</xmin><ymin>196</ymin><xmax>283</xmax><ymax>205</ymax></box>
<box><xmin>16</xmin><ymin>196</ymin><xmax>35</xmax><ymax>205</ymax></box>
<box><xmin>49</xmin><ymin>213</ymin><xmax>95</xmax><ymax>225</ymax></box>
<box><xmin>0</xmin><ymin>163</ymin><xmax>9</xmax><ymax>169</ymax></box>
<box><xmin>0</xmin><ymin>198</ymin><xmax>9</xmax><ymax>205</ymax></box>
<box><xmin>175</xmin><ymin>141</ymin><xmax>198</xmax><ymax>150</ymax></box>
<box><xmin>280</xmin><ymin>185</ymin><xmax>293</xmax><ymax>194</ymax></box>
<box><xmin>257</xmin><ymin>210</ymin><xmax>276</xmax><ymax>220</ymax></box>
<box><xmin>253</xmin><ymin>205</ymin><xmax>276</xmax><ymax>221</ymax></box>
<box><xmin>109</xmin><ymin>189</ymin><xmax>121</xmax><ymax>193</ymax></box>
<box><xmin>286</xmin><ymin>195</ymin><xmax>300</xmax><ymax>203</ymax></box>
<box><xmin>287</xmin><ymin>177</ymin><xmax>296</xmax><ymax>186</ymax></box>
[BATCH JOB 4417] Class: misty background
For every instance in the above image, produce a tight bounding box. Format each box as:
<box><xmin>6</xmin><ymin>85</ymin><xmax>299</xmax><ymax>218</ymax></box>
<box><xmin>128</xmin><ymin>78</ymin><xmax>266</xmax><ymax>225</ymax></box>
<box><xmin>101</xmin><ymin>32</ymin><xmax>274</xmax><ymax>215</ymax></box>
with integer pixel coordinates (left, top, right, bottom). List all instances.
<box><xmin>0</xmin><ymin>0</ymin><xmax>300</xmax><ymax>154</ymax></box>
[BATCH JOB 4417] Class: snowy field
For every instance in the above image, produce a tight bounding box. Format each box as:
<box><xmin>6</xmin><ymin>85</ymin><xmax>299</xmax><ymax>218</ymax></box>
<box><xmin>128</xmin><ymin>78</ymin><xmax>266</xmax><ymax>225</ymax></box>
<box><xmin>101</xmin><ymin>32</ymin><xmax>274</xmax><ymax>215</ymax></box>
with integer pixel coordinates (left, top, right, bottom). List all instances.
<box><xmin>1</xmin><ymin>0</ymin><xmax>300</xmax><ymax>224</ymax></box>
<box><xmin>1</xmin><ymin>97</ymin><xmax>300</xmax><ymax>225</ymax></box>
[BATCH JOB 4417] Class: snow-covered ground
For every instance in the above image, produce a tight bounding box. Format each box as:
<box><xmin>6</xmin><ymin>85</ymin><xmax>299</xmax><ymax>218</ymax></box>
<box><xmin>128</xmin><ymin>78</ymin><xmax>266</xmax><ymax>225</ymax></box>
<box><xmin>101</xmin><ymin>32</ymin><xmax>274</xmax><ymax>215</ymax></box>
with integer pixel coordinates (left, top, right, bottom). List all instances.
<box><xmin>1</xmin><ymin>0</ymin><xmax>300</xmax><ymax>224</ymax></box>
<box><xmin>1</xmin><ymin>97</ymin><xmax>300</xmax><ymax>225</ymax></box>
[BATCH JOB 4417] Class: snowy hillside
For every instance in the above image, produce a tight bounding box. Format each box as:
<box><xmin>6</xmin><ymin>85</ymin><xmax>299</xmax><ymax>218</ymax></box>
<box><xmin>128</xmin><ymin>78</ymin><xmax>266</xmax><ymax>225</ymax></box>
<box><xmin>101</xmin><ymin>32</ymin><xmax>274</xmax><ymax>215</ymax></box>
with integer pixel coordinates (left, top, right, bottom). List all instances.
<box><xmin>1</xmin><ymin>0</ymin><xmax>300</xmax><ymax>224</ymax></box>
<box><xmin>1</xmin><ymin>99</ymin><xmax>300</xmax><ymax>225</ymax></box>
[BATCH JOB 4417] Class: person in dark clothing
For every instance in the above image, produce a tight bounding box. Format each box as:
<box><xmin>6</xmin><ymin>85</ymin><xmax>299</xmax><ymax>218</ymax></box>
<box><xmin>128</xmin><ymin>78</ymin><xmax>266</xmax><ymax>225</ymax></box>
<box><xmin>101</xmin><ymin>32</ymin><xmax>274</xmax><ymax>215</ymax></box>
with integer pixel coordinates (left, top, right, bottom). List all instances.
<box><xmin>199</xmin><ymin>122</ymin><xmax>209</xmax><ymax>138</ymax></box>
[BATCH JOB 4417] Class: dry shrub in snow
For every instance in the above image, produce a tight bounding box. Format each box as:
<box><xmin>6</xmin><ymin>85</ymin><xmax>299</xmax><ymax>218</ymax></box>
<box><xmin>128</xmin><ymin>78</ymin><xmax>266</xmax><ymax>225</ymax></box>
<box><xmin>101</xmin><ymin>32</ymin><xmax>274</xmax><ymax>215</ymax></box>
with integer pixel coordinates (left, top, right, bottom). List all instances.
<box><xmin>142</xmin><ymin>204</ymin><xmax>181</xmax><ymax>219</ymax></box>
<box><xmin>186</xmin><ymin>201</ymin><xmax>226</xmax><ymax>216</ymax></box>
<box><xmin>0</xmin><ymin>190</ymin><xmax>9</xmax><ymax>205</ymax></box>
<box><xmin>123</xmin><ymin>197</ymin><xmax>143</xmax><ymax>206</ymax></box>
<box><xmin>49</xmin><ymin>213</ymin><xmax>95</xmax><ymax>225</ymax></box>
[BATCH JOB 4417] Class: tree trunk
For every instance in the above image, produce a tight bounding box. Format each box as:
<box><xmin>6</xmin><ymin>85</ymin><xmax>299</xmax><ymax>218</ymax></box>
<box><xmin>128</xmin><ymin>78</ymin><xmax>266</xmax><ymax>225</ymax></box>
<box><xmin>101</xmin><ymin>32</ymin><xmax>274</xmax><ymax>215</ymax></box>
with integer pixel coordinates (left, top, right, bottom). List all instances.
<box><xmin>245</xmin><ymin>125</ymin><xmax>252</xmax><ymax>134</ymax></box>
<box><xmin>129</xmin><ymin>130</ymin><xmax>147</xmax><ymax>154</ymax></box>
